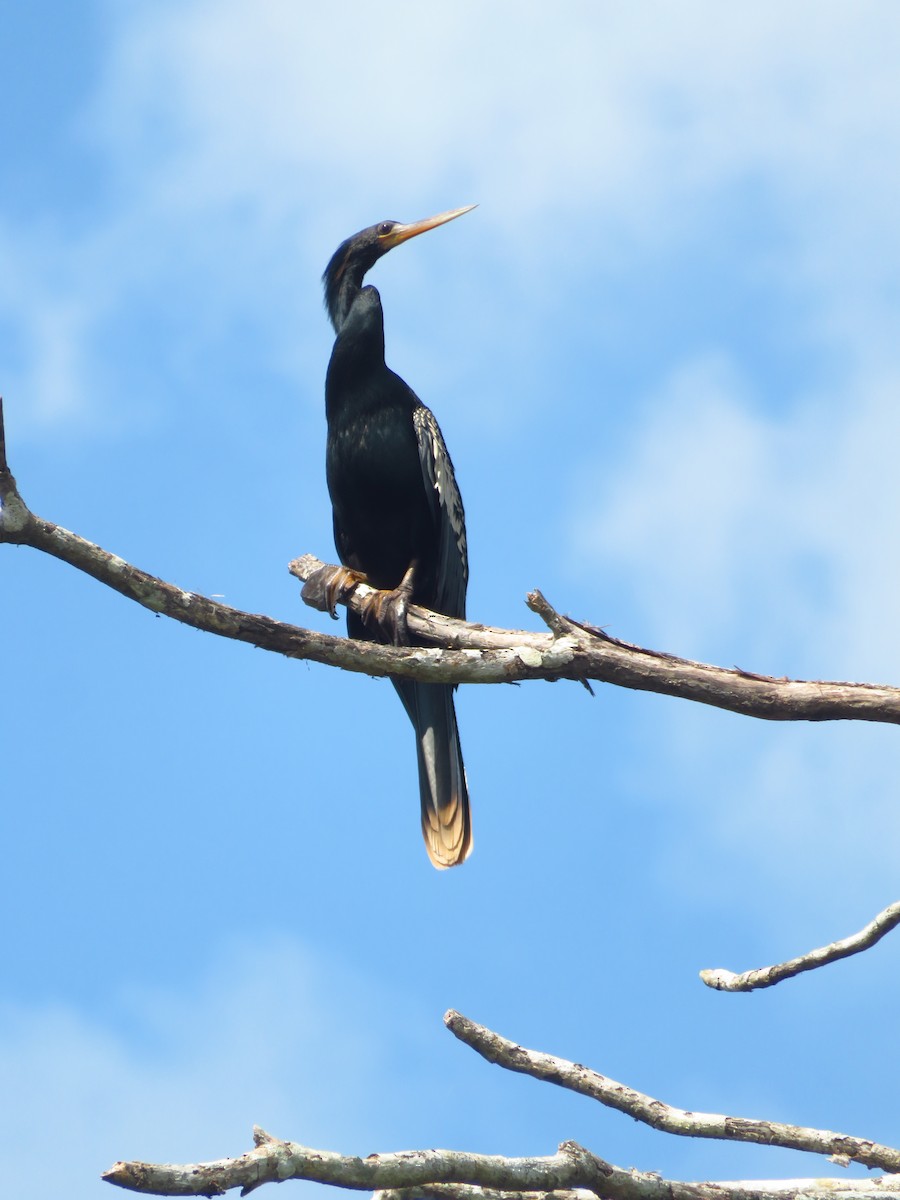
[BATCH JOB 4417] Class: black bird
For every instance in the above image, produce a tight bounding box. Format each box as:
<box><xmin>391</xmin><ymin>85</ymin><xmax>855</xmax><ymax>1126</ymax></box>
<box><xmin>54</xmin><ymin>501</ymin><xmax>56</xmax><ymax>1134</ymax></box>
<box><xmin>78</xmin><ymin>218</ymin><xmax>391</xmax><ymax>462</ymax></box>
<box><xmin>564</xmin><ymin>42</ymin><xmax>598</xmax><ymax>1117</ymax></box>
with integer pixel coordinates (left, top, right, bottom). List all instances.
<box><xmin>322</xmin><ymin>206</ymin><xmax>475</xmax><ymax>868</ymax></box>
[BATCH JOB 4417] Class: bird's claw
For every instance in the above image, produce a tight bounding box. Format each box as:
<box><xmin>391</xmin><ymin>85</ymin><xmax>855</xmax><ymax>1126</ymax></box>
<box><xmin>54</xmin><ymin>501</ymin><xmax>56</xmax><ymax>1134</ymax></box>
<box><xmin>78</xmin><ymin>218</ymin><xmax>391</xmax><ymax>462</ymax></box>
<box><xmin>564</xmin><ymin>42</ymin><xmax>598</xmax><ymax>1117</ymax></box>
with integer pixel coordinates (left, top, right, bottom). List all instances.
<box><xmin>359</xmin><ymin>581</ymin><xmax>413</xmax><ymax>645</ymax></box>
<box><xmin>322</xmin><ymin>565</ymin><xmax>367</xmax><ymax>619</ymax></box>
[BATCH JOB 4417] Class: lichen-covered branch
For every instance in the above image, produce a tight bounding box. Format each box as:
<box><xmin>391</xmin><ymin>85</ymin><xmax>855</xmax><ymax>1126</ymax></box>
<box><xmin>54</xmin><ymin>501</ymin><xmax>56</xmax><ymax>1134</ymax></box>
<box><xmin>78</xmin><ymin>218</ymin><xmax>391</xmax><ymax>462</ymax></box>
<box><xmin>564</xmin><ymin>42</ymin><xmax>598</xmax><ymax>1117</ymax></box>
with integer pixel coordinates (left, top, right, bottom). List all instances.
<box><xmin>700</xmin><ymin>901</ymin><xmax>900</xmax><ymax>993</ymax></box>
<box><xmin>376</xmin><ymin>1182</ymin><xmax>900</xmax><ymax>1200</ymax></box>
<box><xmin>4</xmin><ymin>398</ymin><xmax>900</xmax><ymax>721</ymax></box>
<box><xmin>102</xmin><ymin>1130</ymin><xmax>613</xmax><ymax>1197</ymax></box>
<box><xmin>102</xmin><ymin>1014</ymin><xmax>900</xmax><ymax>1196</ymax></box>
<box><xmin>444</xmin><ymin>1011</ymin><xmax>900</xmax><ymax>1173</ymax></box>
<box><xmin>293</xmin><ymin>555</ymin><xmax>900</xmax><ymax>723</ymax></box>
<box><xmin>102</xmin><ymin>1130</ymin><xmax>900</xmax><ymax>1199</ymax></box>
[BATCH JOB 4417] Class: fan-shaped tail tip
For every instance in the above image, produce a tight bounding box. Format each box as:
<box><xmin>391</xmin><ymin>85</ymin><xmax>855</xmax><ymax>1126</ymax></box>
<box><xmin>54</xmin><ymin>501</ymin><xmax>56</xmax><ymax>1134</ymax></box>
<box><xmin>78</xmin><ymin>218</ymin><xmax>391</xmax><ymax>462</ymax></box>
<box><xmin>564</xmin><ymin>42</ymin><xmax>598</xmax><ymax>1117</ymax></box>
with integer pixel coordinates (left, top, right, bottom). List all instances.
<box><xmin>413</xmin><ymin>685</ymin><xmax>472</xmax><ymax>869</ymax></box>
<box><xmin>423</xmin><ymin>800</ymin><xmax>473</xmax><ymax>869</ymax></box>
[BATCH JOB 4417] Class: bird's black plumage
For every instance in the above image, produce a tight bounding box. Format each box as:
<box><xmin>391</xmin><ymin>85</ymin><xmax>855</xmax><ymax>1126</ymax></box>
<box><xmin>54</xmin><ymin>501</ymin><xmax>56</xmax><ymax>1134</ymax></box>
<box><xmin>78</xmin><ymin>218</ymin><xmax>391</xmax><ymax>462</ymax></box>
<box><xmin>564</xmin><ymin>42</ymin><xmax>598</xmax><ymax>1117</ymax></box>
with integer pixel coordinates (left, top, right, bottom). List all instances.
<box><xmin>322</xmin><ymin>207</ymin><xmax>474</xmax><ymax>868</ymax></box>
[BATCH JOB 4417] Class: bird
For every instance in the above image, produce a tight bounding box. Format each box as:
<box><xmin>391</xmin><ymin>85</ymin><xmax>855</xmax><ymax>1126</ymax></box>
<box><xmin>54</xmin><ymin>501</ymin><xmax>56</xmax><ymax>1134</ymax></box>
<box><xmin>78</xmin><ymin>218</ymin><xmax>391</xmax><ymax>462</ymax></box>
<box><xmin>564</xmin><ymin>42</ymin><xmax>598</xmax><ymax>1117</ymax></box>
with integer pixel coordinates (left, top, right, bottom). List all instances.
<box><xmin>322</xmin><ymin>206</ymin><xmax>475</xmax><ymax>868</ymax></box>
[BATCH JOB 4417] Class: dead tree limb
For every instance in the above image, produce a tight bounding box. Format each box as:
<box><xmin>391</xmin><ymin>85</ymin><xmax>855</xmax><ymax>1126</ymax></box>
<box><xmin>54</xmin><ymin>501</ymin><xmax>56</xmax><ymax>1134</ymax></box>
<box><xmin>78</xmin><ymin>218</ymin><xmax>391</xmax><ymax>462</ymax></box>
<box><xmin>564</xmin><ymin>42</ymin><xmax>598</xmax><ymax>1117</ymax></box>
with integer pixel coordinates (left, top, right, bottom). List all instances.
<box><xmin>3</xmin><ymin>397</ymin><xmax>900</xmax><ymax>719</ymax></box>
<box><xmin>103</xmin><ymin>1132</ymin><xmax>614</xmax><ymax>1197</ymax></box>
<box><xmin>376</xmin><ymin>1184</ymin><xmax>900</xmax><ymax>1200</ymax></box>
<box><xmin>292</xmin><ymin>555</ymin><xmax>900</xmax><ymax>722</ymax></box>
<box><xmin>700</xmin><ymin>900</ymin><xmax>900</xmax><ymax>992</ymax></box>
<box><xmin>102</xmin><ymin>1012</ymin><xmax>900</xmax><ymax>1195</ymax></box>
<box><xmin>443</xmin><ymin>1011</ymin><xmax>900</xmax><ymax>1173</ymax></box>
<box><xmin>101</xmin><ymin>1128</ymin><xmax>900</xmax><ymax>1199</ymax></box>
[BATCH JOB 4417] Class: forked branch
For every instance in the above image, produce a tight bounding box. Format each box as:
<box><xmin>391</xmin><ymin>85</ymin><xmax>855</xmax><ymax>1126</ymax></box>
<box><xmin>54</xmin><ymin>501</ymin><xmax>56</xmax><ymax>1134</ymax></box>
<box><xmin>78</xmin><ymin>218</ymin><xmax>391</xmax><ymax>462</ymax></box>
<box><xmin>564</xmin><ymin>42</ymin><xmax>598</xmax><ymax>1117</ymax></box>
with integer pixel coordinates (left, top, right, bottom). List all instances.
<box><xmin>2</xmin><ymin>400</ymin><xmax>899</xmax><ymax>722</ymax></box>
<box><xmin>102</xmin><ymin>1012</ymin><xmax>900</xmax><ymax>1196</ymax></box>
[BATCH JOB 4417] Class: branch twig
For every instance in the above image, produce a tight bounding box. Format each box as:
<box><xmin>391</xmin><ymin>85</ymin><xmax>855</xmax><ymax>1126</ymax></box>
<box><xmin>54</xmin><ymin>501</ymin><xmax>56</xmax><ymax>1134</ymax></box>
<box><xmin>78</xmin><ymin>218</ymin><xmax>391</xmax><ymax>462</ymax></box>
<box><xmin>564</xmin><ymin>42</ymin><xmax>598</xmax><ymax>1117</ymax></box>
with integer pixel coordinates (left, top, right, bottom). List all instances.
<box><xmin>444</xmin><ymin>1011</ymin><xmax>900</xmax><ymax>1173</ymax></box>
<box><xmin>700</xmin><ymin>901</ymin><xmax>900</xmax><ymax>992</ymax></box>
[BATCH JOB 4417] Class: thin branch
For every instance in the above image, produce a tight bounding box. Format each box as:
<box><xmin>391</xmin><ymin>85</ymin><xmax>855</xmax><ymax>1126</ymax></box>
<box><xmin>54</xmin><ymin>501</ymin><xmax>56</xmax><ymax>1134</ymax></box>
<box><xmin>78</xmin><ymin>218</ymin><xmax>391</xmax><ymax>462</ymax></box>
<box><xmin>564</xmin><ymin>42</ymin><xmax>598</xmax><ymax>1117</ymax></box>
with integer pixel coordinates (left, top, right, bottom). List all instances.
<box><xmin>102</xmin><ymin>1130</ymin><xmax>900</xmax><ymax>1199</ymax></box>
<box><xmin>4</xmin><ymin>400</ymin><xmax>900</xmax><ymax>722</ymax></box>
<box><xmin>444</xmin><ymin>1011</ymin><xmax>900</xmax><ymax>1174</ymax></box>
<box><xmin>700</xmin><ymin>901</ymin><xmax>900</xmax><ymax>993</ymax></box>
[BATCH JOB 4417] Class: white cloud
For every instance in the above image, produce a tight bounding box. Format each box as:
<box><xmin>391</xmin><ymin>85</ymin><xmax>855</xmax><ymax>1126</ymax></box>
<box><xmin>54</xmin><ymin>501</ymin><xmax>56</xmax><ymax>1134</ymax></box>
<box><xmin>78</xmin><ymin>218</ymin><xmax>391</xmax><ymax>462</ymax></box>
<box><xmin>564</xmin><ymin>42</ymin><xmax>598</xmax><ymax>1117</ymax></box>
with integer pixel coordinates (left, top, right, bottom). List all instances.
<box><xmin>0</xmin><ymin>221</ymin><xmax>99</xmax><ymax>428</ymax></box>
<box><xmin>570</xmin><ymin>352</ymin><xmax>900</xmax><ymax>680</ymax></box>
<box><xmin>568</xmin><ymin>344</ymin><xmax>900</xmax><ymax>893</ymax></box>
<box><xmin>0</xmin><ymin>936</ymin><xmax>418</xmax><ymax>1200</ymax></box>
<box><xmin>570</xmin><ymin>356</ymin><xmax>772</xmax><ymax>648</ymax></box>
<box><xmin>7</xmin><ymin>1</ymin><xmax>900</xmax><ymax>431</ymax></box>
<box><xmin>85</xmin><ymin>2</ymin><xmax>900</xmax><ymax>241</ymax></box>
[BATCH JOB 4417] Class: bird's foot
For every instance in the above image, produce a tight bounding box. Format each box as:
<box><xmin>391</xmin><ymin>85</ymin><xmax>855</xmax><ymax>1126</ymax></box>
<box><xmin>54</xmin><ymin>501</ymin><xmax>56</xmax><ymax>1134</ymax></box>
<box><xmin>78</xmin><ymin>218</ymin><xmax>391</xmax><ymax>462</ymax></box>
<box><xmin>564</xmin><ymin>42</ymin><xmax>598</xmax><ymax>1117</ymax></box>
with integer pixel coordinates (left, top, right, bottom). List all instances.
<box><xmin>319</xmin><ymin>565</ymin><xmax>367</xmax><ymax>619</ymax></box>
<box><xmin>358</xmin><ymin>566</ymin><xmax>416</xmax><ymax>645</ymax></box>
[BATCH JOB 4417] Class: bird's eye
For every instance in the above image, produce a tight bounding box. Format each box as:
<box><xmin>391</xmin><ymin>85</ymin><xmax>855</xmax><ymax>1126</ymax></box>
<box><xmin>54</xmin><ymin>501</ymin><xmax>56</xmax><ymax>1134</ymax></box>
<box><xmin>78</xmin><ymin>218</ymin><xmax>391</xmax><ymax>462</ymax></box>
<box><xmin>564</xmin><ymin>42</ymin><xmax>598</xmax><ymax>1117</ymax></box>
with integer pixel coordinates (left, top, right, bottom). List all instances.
<box><xmin>378</xmin><ymin>222</ymin><xmax>394</xmax><ymax>236</ymax></box>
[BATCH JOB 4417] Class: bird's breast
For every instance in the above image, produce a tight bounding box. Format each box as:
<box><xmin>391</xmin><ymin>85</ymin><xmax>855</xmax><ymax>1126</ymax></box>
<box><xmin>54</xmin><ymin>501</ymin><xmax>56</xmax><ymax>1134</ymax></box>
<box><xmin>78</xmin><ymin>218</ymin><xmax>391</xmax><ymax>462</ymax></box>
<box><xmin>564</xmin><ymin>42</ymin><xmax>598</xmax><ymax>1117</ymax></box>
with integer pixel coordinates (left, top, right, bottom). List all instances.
<box><xmin>326</xmin><ymin>399</ymin><xmax>435</xmax><ymax>592</ymax></box>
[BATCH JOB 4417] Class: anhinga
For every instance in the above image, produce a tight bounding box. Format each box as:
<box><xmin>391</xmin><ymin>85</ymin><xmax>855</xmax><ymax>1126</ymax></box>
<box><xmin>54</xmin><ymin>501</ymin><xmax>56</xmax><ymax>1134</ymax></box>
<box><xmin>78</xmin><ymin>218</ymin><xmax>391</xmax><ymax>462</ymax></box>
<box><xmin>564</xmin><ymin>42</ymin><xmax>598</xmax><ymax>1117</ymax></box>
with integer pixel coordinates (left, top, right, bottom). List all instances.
<box><xmin>322</xmin><ymin>205</ymin><xmax>475</xmax><ymax>869</ymax></box>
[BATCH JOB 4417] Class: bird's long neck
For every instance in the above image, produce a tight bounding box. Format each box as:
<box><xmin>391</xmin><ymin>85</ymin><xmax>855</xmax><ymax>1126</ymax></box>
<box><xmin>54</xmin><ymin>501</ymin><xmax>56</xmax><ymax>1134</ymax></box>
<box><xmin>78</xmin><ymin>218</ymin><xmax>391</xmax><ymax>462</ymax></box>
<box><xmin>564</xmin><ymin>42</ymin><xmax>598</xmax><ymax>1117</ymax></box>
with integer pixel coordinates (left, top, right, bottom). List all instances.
<box><xmin>324</xmin><ymin>244</ymin><xmax>374</xmax><ymax>333</ymax></box>
<box><xmin>325</xmin><ymin>285</ymin><xmax>388</xmax><ymax>422</ymax></box>
<box><xmin>336</xmin><ymin>285</ymin><xmax>385</xmax><ymax>353</ymax></box>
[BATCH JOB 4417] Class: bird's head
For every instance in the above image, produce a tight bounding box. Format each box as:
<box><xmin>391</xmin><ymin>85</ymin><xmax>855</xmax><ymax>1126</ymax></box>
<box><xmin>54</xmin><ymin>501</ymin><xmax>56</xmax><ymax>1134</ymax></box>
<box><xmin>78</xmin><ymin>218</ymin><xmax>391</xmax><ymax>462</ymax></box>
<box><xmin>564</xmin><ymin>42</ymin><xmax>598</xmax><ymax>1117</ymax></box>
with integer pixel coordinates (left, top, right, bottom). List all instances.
<box><xmin>323</xmin><ymin>205</ymin><xmax>476</xmax><ymax>332</ymax></box>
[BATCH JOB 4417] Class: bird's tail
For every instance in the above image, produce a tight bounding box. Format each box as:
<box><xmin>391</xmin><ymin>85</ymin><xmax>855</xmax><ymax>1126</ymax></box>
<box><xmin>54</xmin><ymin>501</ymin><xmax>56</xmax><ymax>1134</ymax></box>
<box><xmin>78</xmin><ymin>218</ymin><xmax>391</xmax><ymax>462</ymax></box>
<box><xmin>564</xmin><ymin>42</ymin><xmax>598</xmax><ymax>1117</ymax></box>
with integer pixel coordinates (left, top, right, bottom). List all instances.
<box><xmin>395</xmin><ymin>680</ymin><xmax>472</xmax><ymax>869</ymax></box>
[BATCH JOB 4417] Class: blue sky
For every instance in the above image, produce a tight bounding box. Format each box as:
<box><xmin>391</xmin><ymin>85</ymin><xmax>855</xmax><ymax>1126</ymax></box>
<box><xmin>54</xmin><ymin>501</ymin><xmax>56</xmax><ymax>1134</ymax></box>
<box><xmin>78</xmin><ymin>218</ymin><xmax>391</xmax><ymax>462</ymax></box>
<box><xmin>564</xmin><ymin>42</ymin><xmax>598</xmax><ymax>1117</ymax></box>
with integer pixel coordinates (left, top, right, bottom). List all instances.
<box><xmin>3</xmin><ymin>3</ymin><xmax>900</xmax><ymax>1197</ymax></box>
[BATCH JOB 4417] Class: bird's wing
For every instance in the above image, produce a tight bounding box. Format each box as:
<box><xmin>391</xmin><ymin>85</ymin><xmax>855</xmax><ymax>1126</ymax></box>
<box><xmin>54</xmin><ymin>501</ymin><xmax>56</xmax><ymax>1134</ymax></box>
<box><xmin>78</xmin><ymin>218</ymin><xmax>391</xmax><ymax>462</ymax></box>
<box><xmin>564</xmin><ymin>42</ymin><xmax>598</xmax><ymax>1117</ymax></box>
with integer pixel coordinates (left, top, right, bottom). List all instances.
<box><xmin>413</xmin><ymin>405</ymin><xmax>468</xmax><ymax>620</ymax></box>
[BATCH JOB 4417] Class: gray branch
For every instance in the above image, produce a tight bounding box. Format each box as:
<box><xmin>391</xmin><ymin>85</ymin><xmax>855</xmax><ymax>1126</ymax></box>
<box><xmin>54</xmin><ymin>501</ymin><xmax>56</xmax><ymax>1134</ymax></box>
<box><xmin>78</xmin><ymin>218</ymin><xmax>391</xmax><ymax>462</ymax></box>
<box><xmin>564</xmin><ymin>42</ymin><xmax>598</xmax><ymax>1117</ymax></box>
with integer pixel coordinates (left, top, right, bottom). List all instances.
<box><xmin>102</xmin><ymin>1131</ymin><xmax>613</xmax><ymax>1197</ymax></box>
<box><xmin>101</xmin><ymin>1012</ymin><xmax>900</xmax><ymax>1195</ymax></box>
<box><xmin>443</xmin><ymin>1011</ymin><xmax>900</xmax><ymax>1173</ymax></box>
<box><xmin>2</xmin><ymin>401</ymin><xmax>900</xmax><ymax>722</ymax></box>
<box><xmin>102</xmin><ymin>1129</ymin><xmax>900</xmax><ymax>1199</ymax></box>
<box><xmin>376</xmin><ymin>1183</ymin><xmax>900</xmax><ymax>1200</ymax></box>
<box><xmin>700</xmin><ymin>901</ymin><xmax>900</xmax><ymax>992</ymax></box>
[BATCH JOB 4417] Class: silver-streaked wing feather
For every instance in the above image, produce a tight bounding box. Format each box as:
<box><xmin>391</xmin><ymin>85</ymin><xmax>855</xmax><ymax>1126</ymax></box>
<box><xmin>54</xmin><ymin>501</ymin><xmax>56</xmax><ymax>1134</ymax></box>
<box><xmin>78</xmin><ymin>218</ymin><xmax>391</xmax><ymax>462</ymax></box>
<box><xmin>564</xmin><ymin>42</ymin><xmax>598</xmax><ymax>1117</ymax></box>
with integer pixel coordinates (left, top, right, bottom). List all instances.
<box><xmin>413</xmin><ymin>405</ymin><xmax>468</xmax><ymax>620</ymax></box>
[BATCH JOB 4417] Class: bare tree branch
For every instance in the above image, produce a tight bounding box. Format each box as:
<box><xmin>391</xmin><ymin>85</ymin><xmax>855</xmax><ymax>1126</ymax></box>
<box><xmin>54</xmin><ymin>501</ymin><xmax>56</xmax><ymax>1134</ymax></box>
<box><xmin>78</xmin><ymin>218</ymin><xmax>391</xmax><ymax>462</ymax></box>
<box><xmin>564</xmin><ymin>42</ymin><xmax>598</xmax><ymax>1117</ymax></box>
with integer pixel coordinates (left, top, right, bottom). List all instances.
<box><xmin>376</xmin><ymin>1182</ymin><xmax>900</xmax><ymax>1200</ymax></box>
<box><xmin>293</xmin><ymin>555</ymin><xmax>900</xmax><ymax>722</ymax></box>
<box><xmin>102</xmin><ymin>1129</ymin><xmax>900</xmax><ymax>1199</ymax></box>
<box><xmin>5</xmin><ymin>398</ymin><xmax>900</xmax><ymax>720</ymax></box>
<box><xmin>443</xmin><ymin>1011</ymin><xmax>900</xmax><ymax>1173</ymax></box>
<box><xmin>103</xmin><ymin>1129</ymin><xmax>614</xmax><ymax>1197</ymax></box>
<box><xmin>700</xmin><ymin>901</ymin><xmax>900</xmax><ymax>992</ymax></box>
<box><xmin>101</xmin><ymin>1012</ymin><xmax>900</xmax><ymax>1195</ymax></box>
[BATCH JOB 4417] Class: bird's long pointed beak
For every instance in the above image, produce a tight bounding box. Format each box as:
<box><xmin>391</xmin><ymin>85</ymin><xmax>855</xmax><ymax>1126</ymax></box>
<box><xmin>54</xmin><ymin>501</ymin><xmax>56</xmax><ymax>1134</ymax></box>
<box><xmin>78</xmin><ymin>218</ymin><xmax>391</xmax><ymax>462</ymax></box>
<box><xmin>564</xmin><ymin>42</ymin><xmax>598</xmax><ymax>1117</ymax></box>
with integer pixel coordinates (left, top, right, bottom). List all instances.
<box><xmin>384</xmin><ymin>205</ymin><xmax>477</xmax><ymax>249</ymax></box>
